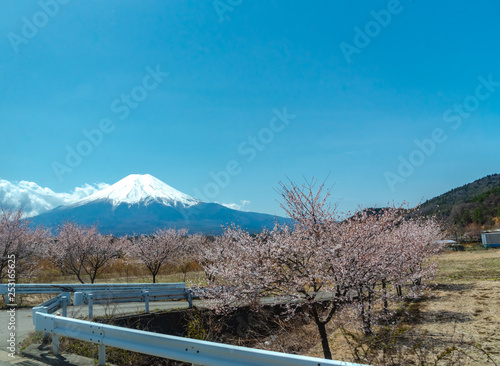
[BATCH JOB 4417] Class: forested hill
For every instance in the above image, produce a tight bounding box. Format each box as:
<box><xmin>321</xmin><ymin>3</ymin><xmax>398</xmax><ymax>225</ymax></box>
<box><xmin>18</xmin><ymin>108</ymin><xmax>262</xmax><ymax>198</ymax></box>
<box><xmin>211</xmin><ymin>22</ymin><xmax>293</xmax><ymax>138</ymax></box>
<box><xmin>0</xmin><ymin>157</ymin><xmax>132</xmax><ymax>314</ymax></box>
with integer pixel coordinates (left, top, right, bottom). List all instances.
<box><xmin>417</xmin><ymin>174</ymin><xmax>500</xmax><ymax>228</ymax></box>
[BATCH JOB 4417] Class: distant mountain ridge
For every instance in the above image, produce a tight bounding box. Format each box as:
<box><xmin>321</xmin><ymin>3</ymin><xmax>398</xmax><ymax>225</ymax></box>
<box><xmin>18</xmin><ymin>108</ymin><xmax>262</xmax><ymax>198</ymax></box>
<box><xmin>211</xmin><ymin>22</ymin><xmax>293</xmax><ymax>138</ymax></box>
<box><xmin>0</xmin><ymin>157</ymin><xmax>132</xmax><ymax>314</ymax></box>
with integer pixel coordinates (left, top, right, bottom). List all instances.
<box><xmin>29</xmin><ymin>174</ymin><xmax>289</xmax><ymax>235</ymax></box>
<box><xmin>418</xmin><ymin>174</ymin><xmax>500</xmax><ymax>227</ymax></box>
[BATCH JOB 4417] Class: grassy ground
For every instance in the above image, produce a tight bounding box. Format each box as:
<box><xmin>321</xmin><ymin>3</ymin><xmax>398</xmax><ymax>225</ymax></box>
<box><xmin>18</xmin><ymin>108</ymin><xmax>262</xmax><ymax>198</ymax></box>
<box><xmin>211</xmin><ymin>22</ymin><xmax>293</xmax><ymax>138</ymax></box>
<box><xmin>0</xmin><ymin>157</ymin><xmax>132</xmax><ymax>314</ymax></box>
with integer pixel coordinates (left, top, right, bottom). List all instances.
<box><xmin>436</xmin><ymin>248</ymin><xmax>500</xmax><ymax>282</ymax></box>
<box><xmin>420</xmin><ymin>248</ymin><xmax>500</xmax><ymax>363</ymax></box>
<box><xmin>306</xmin><ymin>247</ymin><xmax>500</xmax><ymax>365</ymax></box>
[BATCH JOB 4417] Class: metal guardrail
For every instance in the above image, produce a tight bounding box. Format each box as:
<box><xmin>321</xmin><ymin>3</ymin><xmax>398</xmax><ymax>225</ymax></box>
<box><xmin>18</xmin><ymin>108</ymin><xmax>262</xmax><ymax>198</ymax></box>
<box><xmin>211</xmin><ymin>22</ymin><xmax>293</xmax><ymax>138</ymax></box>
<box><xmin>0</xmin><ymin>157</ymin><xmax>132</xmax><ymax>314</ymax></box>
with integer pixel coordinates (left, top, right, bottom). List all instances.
<box><xmin>74</xmin><ymin>288</ymin><xmax>192</xmax><ymax>318</ymax></box>
<box><xmin>32</xmin><ymin>292</ymin><xmax>71</xmax><ymax>318</ymax></box>
<box><xmin>28</xmin><ymin>283</ymin><xmax>367</xmax><ymax>366</ymax></box>
<box><xmin>34</xmin><ymin>312</ymin><xmax>367</xmax><ymax>366</ymax></box>
<box><xmin>10</xmin><ymin>283</ymin><xmax>192</xmax><ymax>324</ymax></box>
<box><xmin>25</xmin><ymin>283</ymin><xmax>192</xmax><ymax>363</ymax></box>
<box><xmin>1</xmin><ymin>282</ymin><xmax>185</xmax><ymax>304</ymax></box>
<box><xmin>76</xmin><ymin>288</ymin><xmax>191</xmax><ymax>305</ymax></box>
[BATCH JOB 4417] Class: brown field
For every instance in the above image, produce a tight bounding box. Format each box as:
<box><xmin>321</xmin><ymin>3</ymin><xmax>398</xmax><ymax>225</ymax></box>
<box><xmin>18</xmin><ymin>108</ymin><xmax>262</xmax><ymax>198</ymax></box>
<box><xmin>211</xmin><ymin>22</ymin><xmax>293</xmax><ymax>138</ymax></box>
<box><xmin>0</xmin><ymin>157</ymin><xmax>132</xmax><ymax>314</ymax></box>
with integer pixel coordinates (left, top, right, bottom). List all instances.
<box><xmin>421</xmin><ymin>249</ymin><xmax>500</xmax><ymax>364</ymax></box>
<box><xmin>304</xmin><ymin>248</ymin><xmax>500</xmax><ymax>365</ymax></box>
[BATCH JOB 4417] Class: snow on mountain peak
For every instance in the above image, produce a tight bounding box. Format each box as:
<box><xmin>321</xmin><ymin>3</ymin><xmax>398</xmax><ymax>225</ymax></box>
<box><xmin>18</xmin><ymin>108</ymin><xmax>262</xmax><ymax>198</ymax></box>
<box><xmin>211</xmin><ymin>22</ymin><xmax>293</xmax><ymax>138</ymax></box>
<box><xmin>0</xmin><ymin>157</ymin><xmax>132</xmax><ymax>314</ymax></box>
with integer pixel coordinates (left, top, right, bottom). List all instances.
<box><xmin>73</xmin><ymin>174</ymin><xmax>200</xmax><ymax>208</ymax></box>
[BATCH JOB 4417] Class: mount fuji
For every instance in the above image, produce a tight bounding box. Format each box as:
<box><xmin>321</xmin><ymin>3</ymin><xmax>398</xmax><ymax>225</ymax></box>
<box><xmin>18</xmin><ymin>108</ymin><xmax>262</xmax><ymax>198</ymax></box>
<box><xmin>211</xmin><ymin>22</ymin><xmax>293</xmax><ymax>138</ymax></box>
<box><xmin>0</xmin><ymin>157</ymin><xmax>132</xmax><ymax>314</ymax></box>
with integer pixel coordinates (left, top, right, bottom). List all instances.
<box><xmin>30</xmin><ymin>174</ymin><xmax>289</xmax><ymax>235</ymax></box>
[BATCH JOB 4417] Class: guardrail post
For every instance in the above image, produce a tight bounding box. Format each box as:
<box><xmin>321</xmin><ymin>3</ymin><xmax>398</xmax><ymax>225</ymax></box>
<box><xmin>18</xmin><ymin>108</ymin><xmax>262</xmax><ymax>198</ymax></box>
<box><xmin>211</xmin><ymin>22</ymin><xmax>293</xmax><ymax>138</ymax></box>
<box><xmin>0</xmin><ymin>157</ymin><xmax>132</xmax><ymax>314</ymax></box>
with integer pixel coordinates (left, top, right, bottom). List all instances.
<box><xmin>74</xmin><ymin>292</ymin><xmax>84</xmax><ymax>306</ymax></box>
<box><xmin>88</xmin><ymin>293</ymin><xmax>93</xmax><ymax>319</ymax></box>
<box><xmin>52</xmin><ymin>333</ymin><xmax>60</xmax><ymax>355</ymax></box>
<box><xmin>187</xmin><ymin>289</ymin><xmax>193</xmax><ymax>308</ymax></box>
<box><xmin>144</xmin><ymin>291</ymin><xmax>149</xmax><ymax>314</ymax></box>
<box><xmin>98</xmin><ymin>344</ymin><xmax>106</xmax><ymax>366</ymax></box>
<box><xmin>62</xmin><ymin>296</ymin><xmax>68</xmax><ymax>317</ymax></box>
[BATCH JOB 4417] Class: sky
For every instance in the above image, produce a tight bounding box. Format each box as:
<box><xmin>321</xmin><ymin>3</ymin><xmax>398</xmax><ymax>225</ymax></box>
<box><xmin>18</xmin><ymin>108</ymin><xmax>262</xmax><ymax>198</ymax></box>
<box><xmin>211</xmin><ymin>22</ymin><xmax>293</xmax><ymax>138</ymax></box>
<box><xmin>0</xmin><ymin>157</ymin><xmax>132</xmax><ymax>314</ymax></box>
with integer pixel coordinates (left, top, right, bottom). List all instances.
<box><xmin>1</xmin><ymin>0</ymin><xmax>500</xmax><ymax>217</ymax></box>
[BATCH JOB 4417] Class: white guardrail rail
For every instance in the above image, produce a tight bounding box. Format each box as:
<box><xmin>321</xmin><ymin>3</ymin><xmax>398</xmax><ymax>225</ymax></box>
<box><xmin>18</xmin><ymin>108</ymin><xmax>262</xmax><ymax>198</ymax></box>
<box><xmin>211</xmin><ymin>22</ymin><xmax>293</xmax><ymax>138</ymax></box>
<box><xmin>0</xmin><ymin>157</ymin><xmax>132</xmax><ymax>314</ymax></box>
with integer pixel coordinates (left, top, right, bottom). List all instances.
<box><xmin>22</xmin><ymin>283</ymin><xmax>368</xmax><ymax>366</ymax></box>
<box><xmin>34</xmin><ymin>312</ymin><xmax>368</xmax><ymax>366</ymax></box>
<box><xmin>32</xmin><ymin>292</ymin><xmax>72</xmax><ymax>319</ymax></box>
<box><xmin>0</xmin><ymin>282</ymin><xmax>187</xmax><ymax>304</ymax></box>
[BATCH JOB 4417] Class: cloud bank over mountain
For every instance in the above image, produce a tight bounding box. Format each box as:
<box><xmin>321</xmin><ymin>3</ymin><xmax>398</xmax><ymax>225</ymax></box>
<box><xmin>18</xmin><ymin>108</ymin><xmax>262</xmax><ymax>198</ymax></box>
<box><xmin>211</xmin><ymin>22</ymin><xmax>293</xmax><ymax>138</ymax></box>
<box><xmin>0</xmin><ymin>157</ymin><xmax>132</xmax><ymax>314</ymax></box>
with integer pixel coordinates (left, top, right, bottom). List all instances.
<box><xmin>0</xmin><ymin>179</ymin><xmax>109</xmax><ymax>217</ymax></box>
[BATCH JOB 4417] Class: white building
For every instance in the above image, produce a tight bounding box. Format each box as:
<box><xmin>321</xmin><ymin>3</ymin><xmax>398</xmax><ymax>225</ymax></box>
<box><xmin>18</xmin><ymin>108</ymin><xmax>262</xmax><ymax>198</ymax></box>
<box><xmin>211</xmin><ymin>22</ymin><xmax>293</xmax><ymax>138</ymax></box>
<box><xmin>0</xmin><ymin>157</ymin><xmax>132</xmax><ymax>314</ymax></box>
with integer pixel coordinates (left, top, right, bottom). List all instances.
<box><xmin>481</xmin><ymin>232</ymin><xmax>500</xmax><ymax>248</ymax></box>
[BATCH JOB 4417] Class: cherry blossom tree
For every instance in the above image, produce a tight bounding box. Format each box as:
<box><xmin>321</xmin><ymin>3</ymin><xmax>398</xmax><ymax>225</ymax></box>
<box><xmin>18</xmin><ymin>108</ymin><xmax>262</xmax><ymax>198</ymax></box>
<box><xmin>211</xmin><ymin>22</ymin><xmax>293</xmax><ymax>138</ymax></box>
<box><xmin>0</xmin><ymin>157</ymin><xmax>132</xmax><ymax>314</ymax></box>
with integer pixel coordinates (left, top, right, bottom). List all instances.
<box><xmin>0</xmin><ymin>209</ymin><xmax>48</xmax><ymax>282</ymax></box>
<box><xmin>198</xmin><ymin>179</ymin><xmax>346</xmax><ymax>359</ymax></box>
<box><xmin>335</xmin><ymin>206</ymin><xmax>443</xmax><ymax>336</ymax></box>
<box><xmin>388</xmin><ymin>216</ymin><xmax>444</xmax><ymax>288</ymax></box>
<box><xmin>177</xmin><ymin>233</ymin><xmax>205</xmax><ymax>282</ymax></box>
<box><xmin>196</xmin><ymin>225</ymin><xmax>272</xmax><ymax>309</ymax></box>
<box><xmin>45</xmin><ymin>222</ymin><xmax>122</xmax><ymax>284</ymax></box>
<box><xmin>197</xmin><ymin>178</ymin><xmax>445</xmax><ymax>359</ymax></box>
<box><xmin>125</xmin><ymin>228</ymin><xmax>188</xmax><ymax>283</ymax></box>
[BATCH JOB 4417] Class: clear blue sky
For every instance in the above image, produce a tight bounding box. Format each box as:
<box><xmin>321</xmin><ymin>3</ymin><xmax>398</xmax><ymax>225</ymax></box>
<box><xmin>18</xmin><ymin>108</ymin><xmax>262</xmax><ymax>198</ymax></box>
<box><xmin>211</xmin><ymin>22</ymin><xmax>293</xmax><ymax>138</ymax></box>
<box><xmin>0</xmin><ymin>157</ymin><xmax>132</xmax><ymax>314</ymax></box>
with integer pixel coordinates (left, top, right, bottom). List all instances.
<box><xmin>1</xmin><ymin>0</ymin><xmax>500</xmax><ymax>216</ymax></box>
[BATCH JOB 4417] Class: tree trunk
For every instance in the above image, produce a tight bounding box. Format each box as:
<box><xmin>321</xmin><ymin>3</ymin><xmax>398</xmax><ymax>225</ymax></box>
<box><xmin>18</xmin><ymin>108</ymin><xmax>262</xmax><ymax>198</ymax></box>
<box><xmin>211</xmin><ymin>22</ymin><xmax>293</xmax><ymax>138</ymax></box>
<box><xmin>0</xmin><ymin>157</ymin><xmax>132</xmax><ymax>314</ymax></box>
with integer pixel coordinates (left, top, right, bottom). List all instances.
<box><xmin>364</xmin><ymin>288</ymin><xmax>374</xmax><ymax>336</ymax></box>
<box><xmin>358</xmin><ymin>287</ymin><xmax>373</xmax><ymax>337</ymax></box>
<box><xmin>382</xmin><ymin>279</ymin><xmax>389</xmax><ymax>317</ymax></box>
<box><xmin>90</xmin><ymin>269</ymin><xmax>97</xmax><ymax>284</ymax></box>
<box><xmin>317</xmin><ymin>320</ymin><xmax>332</xmax><ymax>359</ymax></box>
<box><xmin>312</xmin><ymin>306</ymin><xmax>332</xmax><ymax>359</ymax></box>
<box><xmin>152</xmin><ymin>272</ymin><xmax>156</xmax><ymax>284</ymax></box>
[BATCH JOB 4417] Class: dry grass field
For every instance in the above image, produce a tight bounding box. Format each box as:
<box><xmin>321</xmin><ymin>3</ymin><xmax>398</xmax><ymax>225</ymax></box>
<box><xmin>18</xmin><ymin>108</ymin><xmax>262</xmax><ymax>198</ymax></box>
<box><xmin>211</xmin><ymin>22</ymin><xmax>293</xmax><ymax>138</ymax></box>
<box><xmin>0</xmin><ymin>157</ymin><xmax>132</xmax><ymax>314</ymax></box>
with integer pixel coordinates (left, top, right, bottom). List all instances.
<box><xmin>305</xmin><ymin>248</ymin><xmax>500</xmax><ymax>365</ymax></box>
<box><xmin>420</xmin><ymin>249</ymin><xmax>500</xmax><ymax>364</ymax></box>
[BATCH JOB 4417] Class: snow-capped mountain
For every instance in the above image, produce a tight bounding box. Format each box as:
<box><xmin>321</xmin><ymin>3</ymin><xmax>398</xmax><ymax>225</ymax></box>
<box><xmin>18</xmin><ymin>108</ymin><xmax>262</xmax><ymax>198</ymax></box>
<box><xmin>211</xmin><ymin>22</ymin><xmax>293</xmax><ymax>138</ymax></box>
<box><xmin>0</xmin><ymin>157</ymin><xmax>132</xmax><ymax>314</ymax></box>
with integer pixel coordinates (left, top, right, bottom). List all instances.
<box><xmin>29</xmin><ymin>174</ymin><xmax>289</xmax><ymax>235</ymax></box>
<box><xmin>69</xmin><ymin>174</ymin><xmax>199</xmax><ymax>208</ymax></box>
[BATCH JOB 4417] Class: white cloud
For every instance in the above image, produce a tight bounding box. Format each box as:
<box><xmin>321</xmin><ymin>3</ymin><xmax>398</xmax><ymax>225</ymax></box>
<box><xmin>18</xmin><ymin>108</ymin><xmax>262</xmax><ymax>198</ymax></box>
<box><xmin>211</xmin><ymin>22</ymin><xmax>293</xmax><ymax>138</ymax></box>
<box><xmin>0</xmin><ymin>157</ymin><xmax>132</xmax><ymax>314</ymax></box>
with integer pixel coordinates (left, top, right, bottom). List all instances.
<box><xmin>0</xmin><ymin>179</ymin><xmax>109</xmax><ymax>218</ymax></box>
<box><xmin>221</xmin><ymin>200</ymin><xmax>251</xmax><ymax>211</ymax></box>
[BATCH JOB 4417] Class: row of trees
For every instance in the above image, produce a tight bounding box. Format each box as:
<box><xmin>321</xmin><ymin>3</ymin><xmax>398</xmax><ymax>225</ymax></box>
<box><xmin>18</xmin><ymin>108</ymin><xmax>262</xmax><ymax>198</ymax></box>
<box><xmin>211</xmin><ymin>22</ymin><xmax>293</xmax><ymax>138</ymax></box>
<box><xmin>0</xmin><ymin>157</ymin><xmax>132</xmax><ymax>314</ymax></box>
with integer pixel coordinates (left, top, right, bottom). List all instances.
<box><xmin>1</xmin><ymin>179</ymin><xmax>444</xmax><ymax>360</ymax></box>
<box><xmin>0</xmin><ymin>210</ymin><xmax>48</xmax><ymax>283</ymax></box>
<box><xmin>0</xmin><ymin>210</ymin><xmax>203</xmax><ymax>284</ymax></box>
<box><xmin>195</xmin><ymin>179</ymin><xmax>444</xmax><ymax>359</ymax></box>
